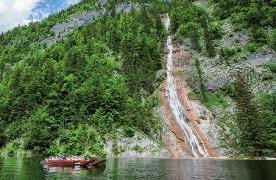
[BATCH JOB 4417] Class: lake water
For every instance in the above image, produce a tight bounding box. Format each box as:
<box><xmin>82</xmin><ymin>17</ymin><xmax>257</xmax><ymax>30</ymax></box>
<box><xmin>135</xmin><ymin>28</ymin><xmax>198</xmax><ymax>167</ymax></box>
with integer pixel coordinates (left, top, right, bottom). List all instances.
<box><xmin>0</xmin><ymin>157</ymin><xmax>275</xmax><ymax>180</ymax></box>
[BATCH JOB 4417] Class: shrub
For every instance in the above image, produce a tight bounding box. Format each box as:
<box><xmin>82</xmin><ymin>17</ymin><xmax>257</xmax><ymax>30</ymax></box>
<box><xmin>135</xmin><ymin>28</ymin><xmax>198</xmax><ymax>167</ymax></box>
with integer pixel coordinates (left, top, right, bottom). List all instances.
<box><xmin>177</xmin><ymin>22</ymin><xmax>202</xmax><ymax>51</ymax></box>
<box><xmin>251</xmin><ymin>28</ymin><xmax>268</xmax><ymax>44</ymax></box>
<box><xmin>48</xmin><ymin>124</ymin><xmax>106</xmax><ymax>158</ymax></box>
<box><xmin>124</xmin><ymin>127</ymin><xmax>135</xmax><ymax>138</ymax></box>
<box><xmin>270</xmin><ymin>29</ymin><xmax>276</xmax><ymax>50</ymax></box>
<box><xmin>209</xmin><ymin>22</ymin><xmax>224</xmax><ymax>39</ymax></box>
<box><xmin>261</xmin><ymin>63</ymin><xmax>276</xmax><ymax>73</ymax></box>
<box><xmin>220</xmin><ymin>48</ymin><xmax>236</xmax><ymax>58</ymax></box>
<box><xmin>24</xmin><ymin>107</ymin><xmax>59</xmax><ymax>153</ymax></box>
<box><xmin>246</xmin><ymin>42</ymin><xmax>259</xmax><ymax>53</ymax></box>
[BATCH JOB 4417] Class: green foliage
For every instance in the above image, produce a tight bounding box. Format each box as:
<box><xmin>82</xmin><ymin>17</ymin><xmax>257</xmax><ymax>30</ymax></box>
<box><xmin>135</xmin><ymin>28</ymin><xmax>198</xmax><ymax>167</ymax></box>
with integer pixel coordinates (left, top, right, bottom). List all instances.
<box><xmin>123</xmin><ymin>127</ymin><xmax>135</xmax><ymax>138</ymax></box>
<box><xmin>24</xmin><ymin>107</ymin><xmax>58</xmax><ymax>153</ymax></box>
<box><xmin>132</xmin><ymin>145</ymin><xmax>144</xmax><ymax>153</ymax></box>
<box><xmin>270</xmin><ymin>29</ymin><xmax>276</xmax><ymax>50</ymax></box>
<box><xmin>203</xmin><ymin>91</ymin><xmax>229</xmax><ymax>109</ymax></box>
<box><xmin>177</xmin><ymin>22</ymin><xmax>202</xmax><ymax>51</ymax></box>
<box><xmin>209</xmin><ymin>22</ymin><xmax>224</xmax><ymax>40</ymax></box>
<box><xmin>233</xmin><ymin>72</ymin><xmax>271</xmax><ymax>157</ymax></box>
<box><xmin>201</xmin><ymin>16</ymin><xmax>217</xmax><ymax>57</ymax></box>
<box><xmin>213</xmin><ymin>0</ymin><xmax>273</xmax><ymax>46</ymax></box>
<box><xmin>170</xmin><ymin>0</ymin><xmax>220</xmax><ymax>56</ymax></box>
<box><xmin>250</xmin><ymin>27</ymin><xmax>268</xmax><ymax>44</ymax></box>
<box><xmin>123</xmin><ymin>96</ymin><xmax>162</xmax><ymax>137</ymax></box>
<box><xmin>261</xmin><ymin>63</ymin><xmax>276</xmax><ymax>74</ymax></box>
<box><xmin>48</xmin><ymin>124</ymin><xmax>106</xmax><ymax>158</ymax></box>
<box><xmin>219</xmin><ymin>48</ymin><xmax>236</xmax><ymax>65</ymax></box>
<box><xmin>246</xmin><ymin>42</ymin><xmax>260</xmax><ymax>53</ymax></box>
<box><xmin>195</xmin><ymin>58</ymin><xmax>207</xmax><ymax>100</ymax></box>
<box><xmin>257</xmin><ymin>92</ymin><xmax>276</xmax><ymax>157</ymax></box>
<box><xmin>0</xmin><ymin>1</ymin><xmax>165</xmax><ymax>156</ymax></box>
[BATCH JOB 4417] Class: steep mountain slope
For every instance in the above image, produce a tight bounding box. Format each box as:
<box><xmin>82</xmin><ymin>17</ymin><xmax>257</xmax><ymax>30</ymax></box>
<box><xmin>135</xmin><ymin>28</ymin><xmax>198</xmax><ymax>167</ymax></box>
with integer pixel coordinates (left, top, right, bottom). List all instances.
<box><xmin>0</xmin><ymin>0</ymin><xmax>274</xmax><ymax>159</ymax></box>
<box><xmin>169</xmin><ymin>0</ymin><xmax>275</xmax><ymax>158</ymax></box>
<box><xmin>0</xmin><ymin>0</ymin><xmax>169</xmax><ymax>157</ymax></box>
<box><xmin>160</xmin><ymin>14</ymin><xmax>220</xmax><ymax>158</ymax></box>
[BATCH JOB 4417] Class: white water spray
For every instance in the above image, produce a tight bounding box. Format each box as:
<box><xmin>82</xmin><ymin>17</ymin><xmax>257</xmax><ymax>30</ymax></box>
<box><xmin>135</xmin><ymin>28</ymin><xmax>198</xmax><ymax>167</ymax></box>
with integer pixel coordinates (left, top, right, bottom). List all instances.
<box><xmin>164</xmin><ymin>14</ymin><xmax>208</xmax><ymax>157</ymax></box>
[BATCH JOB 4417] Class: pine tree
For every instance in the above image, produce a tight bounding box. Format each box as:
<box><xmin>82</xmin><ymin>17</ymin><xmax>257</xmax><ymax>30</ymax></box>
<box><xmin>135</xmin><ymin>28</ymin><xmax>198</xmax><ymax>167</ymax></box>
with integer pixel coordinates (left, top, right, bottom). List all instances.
<box><xmin>195</xmin><ymin>58</ymin><xmax>207</xmax><ymax>100</ymax></box>
<box><xmin>234</xmin><ymin>72</ymin><xmax>269</xmax><ymax>156</ymax></box>
<box><xmin>200</xmin><ymin>16</ymin><xmax>216</xmax><ymax>57</ymax></box>
<box><xmin>0</xmin><ymin>61</ymin><xmax>4</xmax><ymax>81</ymax></box>
<box><xmin>141</xmin><ymin>4</ymin><xmax>151</xmax><ymax>33</ymax></box>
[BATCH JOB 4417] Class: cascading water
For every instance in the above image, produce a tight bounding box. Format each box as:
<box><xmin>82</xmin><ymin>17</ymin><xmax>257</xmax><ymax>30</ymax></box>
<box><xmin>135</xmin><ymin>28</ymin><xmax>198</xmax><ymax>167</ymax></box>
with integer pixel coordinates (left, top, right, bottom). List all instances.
<box><xmin>164</xmin><ymin>14</ymin><xmax>208</xmax><ymax>158</ymax></box>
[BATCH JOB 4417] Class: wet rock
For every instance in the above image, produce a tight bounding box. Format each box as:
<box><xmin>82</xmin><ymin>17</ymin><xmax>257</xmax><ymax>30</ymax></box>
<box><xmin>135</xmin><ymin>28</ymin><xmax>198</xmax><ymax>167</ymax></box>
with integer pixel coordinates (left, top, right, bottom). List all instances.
<box><xmin>190</xmin><ymin>100</ymin><xmax>227</xmax><ymax>156</ymax></box>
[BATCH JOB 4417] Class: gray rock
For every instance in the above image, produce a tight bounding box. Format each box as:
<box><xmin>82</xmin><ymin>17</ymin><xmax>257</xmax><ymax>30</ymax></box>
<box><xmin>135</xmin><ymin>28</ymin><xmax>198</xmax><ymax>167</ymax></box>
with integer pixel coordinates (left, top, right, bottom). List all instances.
<box><xmin>154</xmin><ymin>69</ymin><xmax>167</xmax><ymax>88</ymax></box>
<box><xmin>202</xmin><ymin>51</ymin><xmax>275</xmax><ymax>91</ymax></box>
<box><xmin>247</xmin><ymin>51</ymin><xmax>275</xmax><ymax>64</ymax></box>
<box><xmin>222</xmin><ymin>23</ymin><xmax>233</xmax><ymax>32</ymax></box>
<box><xmin>207</xmin><ymin>77</ymin><xmax>231</xmax><ymax>91</ymax></box>
<box><xmin>104</xmin><ymin>131</ymin><xmax>170</xmax><ymax>158</ymax></box>
<box><xmin>222</xmin><ymin>31</ymin><xmax>249</xmax><ymax>48</ymax></box>
<box><xmin>42</xmin><ymin>3</ymin><xmax>140</xmax><ymax>47</ymax></box>
<box><xmin>190</xmin><ymin>100</ymin><xmax>227</xmax><ymax>156</ymax></box>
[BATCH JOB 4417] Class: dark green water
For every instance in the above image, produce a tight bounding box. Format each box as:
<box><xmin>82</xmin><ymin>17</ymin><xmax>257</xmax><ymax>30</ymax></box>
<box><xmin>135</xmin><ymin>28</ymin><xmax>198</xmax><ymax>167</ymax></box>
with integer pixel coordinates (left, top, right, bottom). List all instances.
<box><xmin>0</xmin><ymin>157</ymin><xmax>275</xmax><ymax>180</ymax></box>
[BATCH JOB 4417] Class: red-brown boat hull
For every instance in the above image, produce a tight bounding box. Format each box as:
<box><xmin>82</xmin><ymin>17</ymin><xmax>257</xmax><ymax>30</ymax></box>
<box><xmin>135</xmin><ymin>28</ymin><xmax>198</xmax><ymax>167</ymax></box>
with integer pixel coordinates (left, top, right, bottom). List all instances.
<box><xmin>42</xmin><ymin>160</ymin><xmax>94</xmax><ymax>166</ymax></box>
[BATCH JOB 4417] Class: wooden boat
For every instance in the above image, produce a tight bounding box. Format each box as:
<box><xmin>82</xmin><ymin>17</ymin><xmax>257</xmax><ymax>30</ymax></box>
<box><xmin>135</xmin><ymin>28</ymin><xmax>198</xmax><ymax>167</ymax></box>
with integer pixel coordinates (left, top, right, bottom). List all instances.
<box><xmin>42</xmin><ymin>158</ymin><xmax>106</xmax><ymax>167</ymax></box>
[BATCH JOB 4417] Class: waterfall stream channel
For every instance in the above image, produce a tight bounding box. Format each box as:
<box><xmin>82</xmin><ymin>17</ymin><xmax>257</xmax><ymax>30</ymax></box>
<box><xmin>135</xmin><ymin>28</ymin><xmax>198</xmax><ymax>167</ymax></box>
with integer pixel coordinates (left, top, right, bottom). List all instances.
<box><xmin>163</xmin><ymin>14</ymin><xmax>209</xmax><ymax>158</ymax></box>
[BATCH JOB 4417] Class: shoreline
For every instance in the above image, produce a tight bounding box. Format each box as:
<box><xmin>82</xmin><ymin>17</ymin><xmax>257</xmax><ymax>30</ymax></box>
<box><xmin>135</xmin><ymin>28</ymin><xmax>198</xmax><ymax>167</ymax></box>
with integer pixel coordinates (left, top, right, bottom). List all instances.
<box><xmin>1</xmin><ymin>155</ymin><xmax>275</xmax><ymax>161</ymax></box>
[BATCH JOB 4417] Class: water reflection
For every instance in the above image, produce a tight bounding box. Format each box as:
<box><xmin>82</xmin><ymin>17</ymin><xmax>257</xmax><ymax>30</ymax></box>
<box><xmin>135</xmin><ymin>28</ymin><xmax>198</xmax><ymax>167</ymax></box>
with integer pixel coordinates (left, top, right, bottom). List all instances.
<box><xmin>0</xmin><ymin>157</ymin><xmax>275</xmax><ymax>180</ymax></box>
<box><xmin>43</xmin><ymin>164</ymin><xmax>106</xmax><ymax>175</ymax></box>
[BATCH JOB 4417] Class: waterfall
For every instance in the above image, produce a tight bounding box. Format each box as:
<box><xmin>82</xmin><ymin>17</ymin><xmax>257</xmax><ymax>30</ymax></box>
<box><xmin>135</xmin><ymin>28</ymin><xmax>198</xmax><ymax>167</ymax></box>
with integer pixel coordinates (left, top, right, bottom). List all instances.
<box><xmin>164</xmin><ymin>14</ymin><xmax>208</xmax><ymax>157</ymax></box>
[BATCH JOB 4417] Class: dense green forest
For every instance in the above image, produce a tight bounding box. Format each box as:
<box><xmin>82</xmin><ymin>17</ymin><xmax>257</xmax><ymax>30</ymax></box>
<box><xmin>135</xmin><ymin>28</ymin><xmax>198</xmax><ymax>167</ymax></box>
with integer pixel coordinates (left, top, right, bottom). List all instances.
<box><xmin>0</xmin><ymin>0</ymin><xmax>166</xmax><ymax>157</ymax></box>
<box><xmin>0</xmin><ymin>0</ymin><xmax>275</xmax><ymax>158</ymax></box>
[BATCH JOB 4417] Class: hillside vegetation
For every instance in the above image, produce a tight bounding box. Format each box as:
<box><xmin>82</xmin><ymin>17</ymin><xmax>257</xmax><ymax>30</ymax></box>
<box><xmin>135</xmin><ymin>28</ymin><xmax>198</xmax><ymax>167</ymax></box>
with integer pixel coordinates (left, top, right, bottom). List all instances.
<box><xmin>169</xmin><ymin>0</ymin><xmax>275</xmax><ymax>157</ymax></box>
<box><xmin>0</xmin><ymin>0</ymin><xmax>166</xmax><ymax>157</ymax></box>
<box><xmin>0</xmin><ymin>0</ymin><xmax>275</xmax><ymax>158</ymax></box>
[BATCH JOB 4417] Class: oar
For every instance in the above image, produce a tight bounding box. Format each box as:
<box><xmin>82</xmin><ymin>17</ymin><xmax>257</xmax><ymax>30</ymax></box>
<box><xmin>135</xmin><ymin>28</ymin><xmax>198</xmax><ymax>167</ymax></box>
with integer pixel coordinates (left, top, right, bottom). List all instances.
<box><xmin>90</xmin><ymin>159</ymin><xmax>106</xmax><ymax>166</ymax></box>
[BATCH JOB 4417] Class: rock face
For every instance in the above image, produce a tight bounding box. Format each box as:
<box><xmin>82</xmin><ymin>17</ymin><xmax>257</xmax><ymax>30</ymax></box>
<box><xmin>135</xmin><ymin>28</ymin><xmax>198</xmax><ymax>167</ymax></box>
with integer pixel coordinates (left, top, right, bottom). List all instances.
<box><xmin>180</xmin><ymin>20</ymin><xmax>275</xmax><ymax>156</ymax></box>
<box><xmin>159</xmin><ymin>17</ymin><xmax>220</xmax><ymax>158</ymax></box>
<box><xmin>41</xmin><ymin>3</ymin><xmax>139</xmax><ymax>46</ymax></box>
<box><xmin>190</xmin><ymin>100</ymin><xmax>227</xmax><ymax>156</ymax></box>
<box><xmin>198</xmin><ymin>22</ymin><xmax>275</xmax><ymax>92</ymax></box>
<box><xmin>104</xmin><ymin>131</ymin><xmax>170</xmax><ymax>158</ymax></box>
<box><xmin>247</xmin><ymin>51</ymin><xmax>275</xmax><ymax>64</ymax></box>
<box><xmin>222</xmin><ymin>31</ymin><xmax>249</xmax><ymax>47</ymax></box>
<box><xmin>185</xmin><ymin>47</ymin><xmax>275</xmax><ymax>92</ymax></box>
<box><xmin>221</xmin><ymin>22</ymin><xmax>249</xmax><ymax>47</ymax></box>
<box><xmin>202</xmin><ymin>51</ymin><xmax>275</xmax><ymax>91</ymax></box>
<box><xmin>51</xmin><ymin>11</ymin><xmax>105</xmax><ymax>39</ymax></box>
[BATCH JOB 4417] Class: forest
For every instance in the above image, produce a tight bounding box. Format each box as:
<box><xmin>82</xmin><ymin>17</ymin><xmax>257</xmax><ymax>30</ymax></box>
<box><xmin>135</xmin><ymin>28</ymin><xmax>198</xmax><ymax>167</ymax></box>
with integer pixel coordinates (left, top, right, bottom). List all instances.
<box><xmin>0</xmin><ymin>0</ymin><xmax>166</xmax><ymax>157</ymax></box>
<box><xmin>0</xmin><ymin>0</ymin><xmax>275</xmax><ymax>158</ymax></box>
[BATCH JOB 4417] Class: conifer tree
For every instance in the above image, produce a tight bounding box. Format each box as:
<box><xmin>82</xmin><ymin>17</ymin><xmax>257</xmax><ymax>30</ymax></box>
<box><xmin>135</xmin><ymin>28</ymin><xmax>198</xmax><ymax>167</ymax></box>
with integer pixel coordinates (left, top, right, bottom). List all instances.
<box><xmin>234</xmin><ymin>72</ymin><xmax>269</xmax><ymax>156</ymax></box>
<box><xmin>195</xmin><ymin>58</ymin><xmax>207</xmax><ymax>100</ymax></box>
<box><xmin>0</xmin><ymin>61</ymin><xmax>4</xmax><ymax>81</ymax></box>
<box><xmin>200</xmin><ymin>16</ymin><xmax>216</xmax><ymax>57</ymax></box>
<box><xmin>141</xmin><ymin>4</ymin><xmax>151</xmax><ymax>33</ymax></box>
